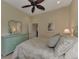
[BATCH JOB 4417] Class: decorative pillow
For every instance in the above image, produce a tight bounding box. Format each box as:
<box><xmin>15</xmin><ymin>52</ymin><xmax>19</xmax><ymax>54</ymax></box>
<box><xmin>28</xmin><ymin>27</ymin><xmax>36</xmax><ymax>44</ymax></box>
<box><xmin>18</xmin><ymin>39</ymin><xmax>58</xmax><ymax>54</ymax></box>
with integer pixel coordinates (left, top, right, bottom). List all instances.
<box><xmin>65</xmin><ymin>41</ymin><xmax>78</xmax><ymax>59</ymax></box>
<box><xmin>55</xmin><ymin>36</ymin><xmax>77</xmax><ymax>56</ymax></box>
<box><xmin>47</xmin><ymin>33</ymin><xmax>60</xmax><ymax>48</ymax></box>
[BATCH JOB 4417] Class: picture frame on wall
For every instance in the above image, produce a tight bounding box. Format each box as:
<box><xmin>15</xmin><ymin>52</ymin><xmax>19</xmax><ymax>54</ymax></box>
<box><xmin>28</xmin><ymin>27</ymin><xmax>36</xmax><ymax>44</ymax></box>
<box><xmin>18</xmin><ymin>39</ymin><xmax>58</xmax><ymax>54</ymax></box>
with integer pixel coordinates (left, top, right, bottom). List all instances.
<box><xmin>48</xmin><ymin>23</ymin><xmax>55</xmax><ymax>31</ymax></box>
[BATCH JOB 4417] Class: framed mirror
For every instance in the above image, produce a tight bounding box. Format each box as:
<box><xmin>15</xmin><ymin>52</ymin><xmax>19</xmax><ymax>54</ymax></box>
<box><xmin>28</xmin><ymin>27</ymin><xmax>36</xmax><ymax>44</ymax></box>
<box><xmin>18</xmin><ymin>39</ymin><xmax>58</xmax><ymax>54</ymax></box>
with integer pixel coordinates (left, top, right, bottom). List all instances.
<box><xmin>8</xmin><ymin>20</ymin><xmax>22</xmax><ymax>34</ymax></box>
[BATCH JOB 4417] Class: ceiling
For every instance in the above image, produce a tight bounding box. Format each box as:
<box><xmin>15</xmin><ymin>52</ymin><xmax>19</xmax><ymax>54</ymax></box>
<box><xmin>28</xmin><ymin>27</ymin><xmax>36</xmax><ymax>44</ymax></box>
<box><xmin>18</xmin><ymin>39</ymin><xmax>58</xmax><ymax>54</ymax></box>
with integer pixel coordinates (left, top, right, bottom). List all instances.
<box><xmin>3</xmin><ymin>0</ymin><xmax>72</xmax><ymax>16</ymax></box>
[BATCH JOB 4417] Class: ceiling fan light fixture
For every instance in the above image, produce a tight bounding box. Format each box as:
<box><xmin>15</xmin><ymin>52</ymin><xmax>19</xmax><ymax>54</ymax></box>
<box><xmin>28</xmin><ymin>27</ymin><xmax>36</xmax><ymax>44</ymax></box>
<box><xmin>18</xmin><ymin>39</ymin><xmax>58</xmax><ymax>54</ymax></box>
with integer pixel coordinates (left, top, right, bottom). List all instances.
<box><xmin>33</xmin><ymin>0</ymin><xmax>37</xmax><ymax>1</ymax></box>
<box><xmin>57</xmin><ymin>0</ymin><xmax>61</xmax><ymax>4</ymax></box>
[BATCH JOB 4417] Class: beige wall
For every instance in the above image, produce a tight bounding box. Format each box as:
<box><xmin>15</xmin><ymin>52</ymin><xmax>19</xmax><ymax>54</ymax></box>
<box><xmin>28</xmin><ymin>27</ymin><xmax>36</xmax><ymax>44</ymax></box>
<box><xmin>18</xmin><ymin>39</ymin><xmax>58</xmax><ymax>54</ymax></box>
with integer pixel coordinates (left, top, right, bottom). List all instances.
<box><xmin>30</xmin><ymin>0</ymin><xmax>78</xmax><ymax>37</ymax></box>
<box><xmin>31</xmin><ymin>7</ymin><xmax>70</xmax><ymax>37</ymax></box>
<box><xmin>2</xmin><ymin>0</ymin><xmax>77</xmax><ymax>37</ymax></box>
<box><xmin>1</xmin><ymin>1</ymin><xmax>31</xmax><ymax>36</ymax></box>
<box><xmin>70</xmin><ymin>0</ymin><xmax>78</xmax><ymax>28</ymax></box>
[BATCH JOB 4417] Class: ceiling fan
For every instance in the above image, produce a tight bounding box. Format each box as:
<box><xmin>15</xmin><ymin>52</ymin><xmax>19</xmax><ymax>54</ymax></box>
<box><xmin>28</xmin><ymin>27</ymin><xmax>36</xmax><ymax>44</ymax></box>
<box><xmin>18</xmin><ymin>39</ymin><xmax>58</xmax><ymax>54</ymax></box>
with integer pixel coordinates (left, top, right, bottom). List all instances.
<box><xmin>22</xmin><ymin>0</ymin><xmax>45</xmax><ymax>13</ymax></box>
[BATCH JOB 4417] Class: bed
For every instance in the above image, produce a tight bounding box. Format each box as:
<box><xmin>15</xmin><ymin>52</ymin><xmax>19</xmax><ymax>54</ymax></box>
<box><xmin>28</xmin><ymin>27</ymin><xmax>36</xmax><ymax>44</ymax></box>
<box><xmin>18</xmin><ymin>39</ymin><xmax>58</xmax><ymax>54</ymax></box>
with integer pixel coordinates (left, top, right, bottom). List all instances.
<box><xmin>12</xmin><ymin>36</ymin><xmax>78</xmax><ymax>59</ymax></box>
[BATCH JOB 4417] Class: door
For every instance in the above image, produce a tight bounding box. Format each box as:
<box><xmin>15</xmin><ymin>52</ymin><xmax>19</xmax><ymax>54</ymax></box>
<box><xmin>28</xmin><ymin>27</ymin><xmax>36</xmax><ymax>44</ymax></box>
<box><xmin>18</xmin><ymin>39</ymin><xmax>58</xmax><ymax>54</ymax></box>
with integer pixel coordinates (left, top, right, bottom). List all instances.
<box><xmin>32</xmin><ymin>23</ymin><xmax>38</xmax><ymax>37</ymax></box>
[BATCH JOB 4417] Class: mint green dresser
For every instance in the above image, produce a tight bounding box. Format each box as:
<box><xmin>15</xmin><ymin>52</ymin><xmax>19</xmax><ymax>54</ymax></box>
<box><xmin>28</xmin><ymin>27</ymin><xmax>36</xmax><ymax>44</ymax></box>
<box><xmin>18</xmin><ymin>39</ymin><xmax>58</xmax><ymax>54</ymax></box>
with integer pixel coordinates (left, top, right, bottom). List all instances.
<box><xmin>1</xmin><ymin>34</ymin><xmax>28</xmax><ymax>56</ymax></box>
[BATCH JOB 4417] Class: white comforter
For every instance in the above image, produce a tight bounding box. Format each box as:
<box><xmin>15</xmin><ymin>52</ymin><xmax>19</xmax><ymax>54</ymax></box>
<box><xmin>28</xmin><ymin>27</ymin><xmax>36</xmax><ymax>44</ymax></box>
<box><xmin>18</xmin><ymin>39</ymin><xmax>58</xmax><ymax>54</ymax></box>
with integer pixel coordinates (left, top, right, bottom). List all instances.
<box><xmin>12</xmin><ymin>37</ymin><xmax>64</xmax><ymax>59</ymax></box>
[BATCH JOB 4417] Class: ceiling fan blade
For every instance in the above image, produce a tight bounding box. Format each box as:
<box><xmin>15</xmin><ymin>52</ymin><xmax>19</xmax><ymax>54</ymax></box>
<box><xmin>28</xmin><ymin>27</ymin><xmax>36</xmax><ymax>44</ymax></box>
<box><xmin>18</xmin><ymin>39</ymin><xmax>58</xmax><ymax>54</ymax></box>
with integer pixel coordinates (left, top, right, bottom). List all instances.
<box><xmin>28</xmin><ymin>0</ymin><xmax>33</xmax><ymax>3</ymax></box>
<box><xmin>22</xmin><ymin>5</ymin><xmax>32</xmax><ymax>8</ymax></box>
<box><xmin>32</xmin><ymin>6</ymin><xmax>35</xmax><ymax>13</ymax></box>
<box><xmin>28</xmin><ymin>0</ymin><xmax>34</xmax><ymax>5</ymax></box>
<box><xmin>35</xmin><ymin>0</ymin><xmax>44</xmax><ymax>4</ymax></box>
<box><xmin>36</xmin><ymin>5</ymin><xmax>45</xmax><ymax>10</ymax></box>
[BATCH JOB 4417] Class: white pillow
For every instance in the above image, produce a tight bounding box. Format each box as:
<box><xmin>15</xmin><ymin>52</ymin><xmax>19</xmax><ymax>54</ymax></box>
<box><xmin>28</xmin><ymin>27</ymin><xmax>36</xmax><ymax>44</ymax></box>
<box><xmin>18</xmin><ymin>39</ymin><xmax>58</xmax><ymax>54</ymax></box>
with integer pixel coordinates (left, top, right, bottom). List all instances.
<box><xmin>55</xmin><ymin>36</ymin><xmax>77</xmax><ymax>56</ymax></box>
<box><xmin>47</xmin><ymin>34</ymin><xmax>60</xmax><ymax>48</ymax></box>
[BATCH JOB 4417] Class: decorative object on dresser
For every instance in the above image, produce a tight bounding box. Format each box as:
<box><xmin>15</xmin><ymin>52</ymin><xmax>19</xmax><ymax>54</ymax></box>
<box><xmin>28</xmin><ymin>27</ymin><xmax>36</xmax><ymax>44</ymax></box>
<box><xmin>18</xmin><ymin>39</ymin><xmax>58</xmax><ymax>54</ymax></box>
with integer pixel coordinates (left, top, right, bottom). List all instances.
<box><xmin>1</xmin><ymin>33</ymin><xmax>29</xmax><ymax>56</ymax></box>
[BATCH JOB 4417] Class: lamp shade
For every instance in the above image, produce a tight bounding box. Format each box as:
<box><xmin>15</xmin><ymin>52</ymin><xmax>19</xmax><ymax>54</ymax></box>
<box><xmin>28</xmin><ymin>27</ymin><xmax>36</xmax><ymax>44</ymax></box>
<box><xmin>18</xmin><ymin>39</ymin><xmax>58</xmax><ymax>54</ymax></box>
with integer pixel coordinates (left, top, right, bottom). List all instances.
<box><xmin>63</xmin><ymin>28</ymin><xmax>71</xmax><ymax>34</ymax></box>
